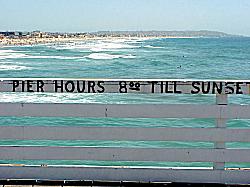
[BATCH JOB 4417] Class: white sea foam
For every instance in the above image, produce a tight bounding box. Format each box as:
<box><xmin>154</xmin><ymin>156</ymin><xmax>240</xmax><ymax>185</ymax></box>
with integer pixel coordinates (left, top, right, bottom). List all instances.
<box><xmin>0</xmin><ymin>93</ymin><xmax>96</xmax><ymax>103</ymax></box>
<box><xmin>0</xmin><ymin>49</ymin><xmax>83</xmax><ymax>60</ymax></box>
<box><xmin>0</xmin><ymin>40</ymin><xmax>139</xmax><ymax>60</ymax></box>
<box><xmin>0</xmin><ymin>61</ymin><xmax>24</xmax><ymax>64</ymax></box>
<box><xmin>0</xmin><ymin>65</ymin><xmax>32</xmax><ymax>71</ymax></box>
<box><xmin>86</xmin><ymin>53</ymin><xmax>136</xmax><ymax>60</ymax></box>
<box><xmin>25</xmin><ymin>55</ymin><xmax>83</xmax><ymax>60</ymax></box>
<box><xmin>144</xmin><ymin>45</ymin><xmax>165</xmax><ymax>49</ymax></box>
<box><xmin>90</xmin><ymin>42</ymin><xmax>138</xmax><ymax>52</ymax></box>
<box><xmin>49</xmin><ymin>39</ymin><xmax>140</xmax><ymax>52</ymax></box>
<box><xmin>50</xmin><ymin>43</ymin><xmax>92</xmax><ymax>50</ymax></box>
<box><xmin>0</xmin><ymin>49</ymin><xmax>29</xmax><ymax>59</ymax></box>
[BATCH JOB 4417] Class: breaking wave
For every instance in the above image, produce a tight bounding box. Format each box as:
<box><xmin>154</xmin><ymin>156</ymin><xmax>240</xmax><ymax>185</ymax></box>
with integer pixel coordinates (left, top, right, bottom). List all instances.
<box><xmin>25</xmin><ymin>55</ymin><xmax>83</xmax><ymax>60</ymax></box>
<box><xmin>0</xmin><ymin>65</ymin><xmax>32</xmax><ymax>71</ymax></box>
<box><xmin>0</xmin><ymin>49</ymin><xmax>83</xmax><ymax>60</ymax></box>
<box><xmin>86</xmin><ymin>53</ymin><xmax>136</xmax><ymax>60</ymax></box>
<box><xmin>49</xmin><ymin>39</ymin><xmax>140</xmax><ymax>52</ymax></box>
<box><xmin>0</xmin><ymin>49</ymin><xmax>28</xmax><ymax>59</ymax></box>
<box><xmin>144</xmin><ymin>45</ymin><xmax>165</xmax><ymax>49</ymax></box>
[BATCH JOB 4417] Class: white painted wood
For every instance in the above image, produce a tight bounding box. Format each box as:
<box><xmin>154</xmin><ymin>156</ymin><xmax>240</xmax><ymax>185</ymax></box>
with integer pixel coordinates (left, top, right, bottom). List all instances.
<box><xmin>0</xmin><ymin>79</ymin><xmax>249</xmax><ymax>94</ymax></box>
<box><xmin>0</xmin><ymin>79</ymin><xmax>249</xmax><ymax>184</ymax></box>
<box><xmin>216</xmin><ymin>94</ymin><xmax>228</xmax><ymax>105</ymax></box>
<box><xmin>1</xmin><ymin>126</ymin><xmax>250</xmax><ymax>142</ymax></box>
<box><xmin>0</xmin><ymin>103</ymin><xmax>218</xmax><ymax>118</ymax></box>
<box><xmin>220</xmin><ymin>105</ymin><xmax>250</xmax><ymax>118</ymax></box>
<box><xmin>214</xmin><ymin>94</ymin><xmax>228</xmax><ymax>170</ymax></box>
<box><xmin>1</xmin><ymin>103</ymin><xmax>250</xmax><ymax>118</ymax></box>
<box><xmin>214</xmin><ymin>118</ymin><xmax>227</xmax><ymax>170</ymax></box>
<box><xmin>0</xmin><ymin>146</ymin><xmax>250</xmax><ymax>162</ymax></box>
<box><xmin>0</xmin><ymin>166</ymin><xmax>250</xmax><ymax>184</ymax></box>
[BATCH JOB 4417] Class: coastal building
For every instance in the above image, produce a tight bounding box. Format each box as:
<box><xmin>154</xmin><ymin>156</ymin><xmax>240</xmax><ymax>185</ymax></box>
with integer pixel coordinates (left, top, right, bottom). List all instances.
<box><xmin>31</xmin><ymin>31</ymin><xmax>43</xmax><ymax>38</ymax></box>
<box><xmin>14</xmin><ymin>32</ymin><xmax>22</xmax><ymax>36</ymax></box>
<box><xmin>0</xmin><ymin>31</ymin><xmax>15</xmax><ymax>36</ymax></box>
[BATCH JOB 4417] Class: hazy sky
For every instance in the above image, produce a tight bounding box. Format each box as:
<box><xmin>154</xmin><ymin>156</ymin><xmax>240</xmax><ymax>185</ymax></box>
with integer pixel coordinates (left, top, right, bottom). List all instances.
<box><xmin>1</xmin><ymin>0</ymin><xmax>250</xmax><ymax>36</ymax></box>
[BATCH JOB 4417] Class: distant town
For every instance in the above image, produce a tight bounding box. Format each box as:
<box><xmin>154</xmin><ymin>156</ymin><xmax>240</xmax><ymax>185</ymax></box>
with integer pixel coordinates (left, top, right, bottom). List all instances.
<box><xmin>0</xmin><ymin>30</ymin><xmax>239</xmax><ymax>38</ymax></box>
<box><xmin>0</xmin><ymin>30</ymin><xmax>241</xmax><ymax>46</ymax></box>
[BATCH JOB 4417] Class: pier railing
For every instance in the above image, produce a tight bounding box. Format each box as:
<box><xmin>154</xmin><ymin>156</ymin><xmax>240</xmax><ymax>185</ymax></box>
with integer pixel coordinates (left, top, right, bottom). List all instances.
<box><xmin>0</xmin><ymin>79</ymin><xmax>250</xmax><ymax>184</ymax></box>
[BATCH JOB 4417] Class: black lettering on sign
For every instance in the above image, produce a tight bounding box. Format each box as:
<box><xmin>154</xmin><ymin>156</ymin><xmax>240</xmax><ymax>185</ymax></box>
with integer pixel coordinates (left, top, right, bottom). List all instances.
<box><xmin>8</xmin><ymin>80</ymin><xmax>247</xmax><ymax>94</ymax></box>
<box><xmin>12</xmin><ymin>80</ymin><xmax>44</xmax><ymax>92</ymax></box>
<box><xmin>160</xmin><ymin>82</ymin><xmax>164</xmax><ymax>93</ymax></box>
<box><xmin>27</xmin><ymin>80</ymin><xmax>34</xmax><ymax>92</ymax></box>
<box><xmin>165</xmin><ymin>82</ymin><xmax>172</xmax><ymax>93</ymax></box>
<box><xmin>55</xmin><ymin>80</ymin><xmax>63</xmax><ymax>92</ymax></box>
<box><xmin>65</xmin><ymin>81</ymin><xmax>75</xmax><ymax>92</ymax></box>
<box><xmin>225</xmin><ymin>82</ymin><xmax>234</xmax><ymax>94</ymax></box>
<box><xmin>88</xmin><ymin>81</ymin><xmax>96</xmax><ymax>93</ymax></box>
<box><xmin>119</xmin><ymin>81</ymin><xmax>127</xmax><ymax>93</ymax></box>
<box><xmin>54</xmin><ymin>80</ymin><xmax>105</xmax><ymax>93</ymax></box>
<box><xmin>201</xmin><ymin>82</ymin><xmax>210</xmax><ymax>94</ymax></box>
<box><xmin>97</xmin><ymin>81</ymin><xmax>105</xmax><ymax>93</ymax></box>
<box><xmin>149</xmin><ymin>81</ymin><xmax>158</xmax><ymax>93</ymax></box>
<box><xmin>21</xmin><ymin>81</ymin><xmax>25</xmax><ymax>92</ymax></box>
<box><xmin>236</xmin><ymin>82</ymin><xmax>243</xmax><ymax>94</ymax></box>
<box><xmin>37</xmin><ymin>80</ymin><xmax>44</xmax><ymax>92</ymax></box>
<box><xmin>128</xmin><ymin>82</ymin><xmax>140</xmax><ymax>91</ymax></box>
<box><xmin>191</xmin><ymin>81</ymin><xmax>200</xmax><ymax>94</ymax></box>
<box><xmin>212</xmin><ymin>82</ymin><xmax>223</xmax><ymax>94</ymax></box>
<box><xmin>12</xmin><ymin>80</ymin><xmax>19</xmax><ymax>92</ymax></box>
<box><xmin>173</xmin><ymin>81</ymin><xmax>182</xmax><ymax>93</ymax></box>
<box><xmin>76</xmin><ymin>81</ymin><xmax>85</xmax><ymax>93</ymax></box>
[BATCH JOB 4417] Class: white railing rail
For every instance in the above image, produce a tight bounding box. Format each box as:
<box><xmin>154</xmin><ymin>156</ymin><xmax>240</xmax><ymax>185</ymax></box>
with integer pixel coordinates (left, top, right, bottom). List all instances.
<box><xmin>0</xmin><ymin>79</ymin><xmax>250</xmax><ymax>184</ymax></box>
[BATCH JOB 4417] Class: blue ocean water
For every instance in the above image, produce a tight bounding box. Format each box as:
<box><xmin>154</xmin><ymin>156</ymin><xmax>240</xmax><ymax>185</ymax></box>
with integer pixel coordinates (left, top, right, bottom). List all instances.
<box><xmin>0</xmin><ymin>37</ymin><xmax>250</xmax><ymax>167</ymax></box>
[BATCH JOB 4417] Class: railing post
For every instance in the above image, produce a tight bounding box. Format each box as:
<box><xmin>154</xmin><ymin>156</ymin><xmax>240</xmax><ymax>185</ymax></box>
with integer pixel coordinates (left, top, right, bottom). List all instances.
<box><xmin>214</xmin><ymin>94</ymin><xmax>228</xmax><ymax>170</ymax></box>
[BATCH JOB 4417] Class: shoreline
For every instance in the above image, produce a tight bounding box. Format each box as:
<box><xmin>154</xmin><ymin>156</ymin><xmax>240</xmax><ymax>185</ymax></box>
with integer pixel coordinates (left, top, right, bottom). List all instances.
<box><xmin>0</xmin><ymin>36</ymin><xmax>196</xmax><ymax>47</ymax></box>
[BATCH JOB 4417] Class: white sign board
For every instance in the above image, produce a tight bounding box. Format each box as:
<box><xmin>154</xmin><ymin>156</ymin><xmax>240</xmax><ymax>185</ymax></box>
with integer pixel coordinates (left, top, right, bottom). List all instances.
<box><xmin>0</xmin><ymin>79</ymin><xmax>249</xmax><ymax>94</ymax></box>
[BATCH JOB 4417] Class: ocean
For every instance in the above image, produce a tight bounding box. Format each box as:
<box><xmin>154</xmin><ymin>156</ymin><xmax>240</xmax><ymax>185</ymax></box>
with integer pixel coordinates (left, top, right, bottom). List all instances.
<box><xmin>0</xmin><ymin>37</ymin><xmax>250</xmax><ymax>168</ymax></box>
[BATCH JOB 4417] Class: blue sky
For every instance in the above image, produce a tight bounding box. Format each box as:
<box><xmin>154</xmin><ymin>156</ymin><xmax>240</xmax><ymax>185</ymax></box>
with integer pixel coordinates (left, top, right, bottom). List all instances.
<box><xmin>1</xmin><ymin>0</ymin><xmax>250</xmax><ymax>36</ymax></box>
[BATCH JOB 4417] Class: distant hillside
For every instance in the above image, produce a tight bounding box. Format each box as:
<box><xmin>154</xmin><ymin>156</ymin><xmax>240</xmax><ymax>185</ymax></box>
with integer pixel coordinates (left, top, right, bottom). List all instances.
<box><xmin>92</xmin><ymin>30</ymin><xmax>241</xmax><ymax>38</ymax></box>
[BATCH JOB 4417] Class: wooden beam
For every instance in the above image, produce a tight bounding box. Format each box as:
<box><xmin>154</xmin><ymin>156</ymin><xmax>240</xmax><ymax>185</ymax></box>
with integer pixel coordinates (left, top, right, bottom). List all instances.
<box><xmin>1</xmin><ymin>126</ymin><xmax>250</xmax><ymax>142</ymax></box>
<box><xmin>1</xmin><ymin>103</ymin><xmax>250</xmax><ymax>118</ymax></box>
<box><xmin>0</xmin><ymin>146</ymin><xmax>250</xmax><ymax>162</ymax></box>
<box><xmin>0</xmin><ymin>166</ymin><xmax>250</xmax><ymax>184</ymax></box>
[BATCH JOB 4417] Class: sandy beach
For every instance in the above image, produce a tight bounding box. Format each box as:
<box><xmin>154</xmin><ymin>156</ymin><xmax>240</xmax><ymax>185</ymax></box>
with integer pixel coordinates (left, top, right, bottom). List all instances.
<box><xmin>0</xmin><ymin>37</ymin><xmax>89</xmax><ymax>46</ymax></box>
<box><xmin>0</xmin><ymin>36</ymin><xmax>196</xmax><ymax>47</ymax></box>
